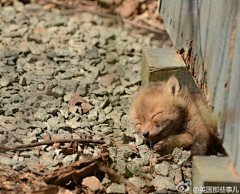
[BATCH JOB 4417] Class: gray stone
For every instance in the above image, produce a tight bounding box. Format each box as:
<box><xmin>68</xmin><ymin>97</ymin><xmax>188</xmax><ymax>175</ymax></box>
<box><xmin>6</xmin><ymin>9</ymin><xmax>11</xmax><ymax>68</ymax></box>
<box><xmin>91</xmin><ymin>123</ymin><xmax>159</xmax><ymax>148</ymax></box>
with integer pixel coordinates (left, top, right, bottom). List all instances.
<box><xmin>137</xmin><ymin>145</ymin><xmax>151</xmax><ymax>160</ymax></box>
<box><xmin>2</xmin><ymin>6</ymin><xmax>16</xmax><ymax>23</ymax></box>
<box><xmin>47</xmin><ymin>117</ymin><xmax>60</xmax><ymax>127</ymax></box>
<box><xmin>13</xmin><ymin>162</ymin><xmax>26</xmax><ymax>171</ymax></box>
<box><xmin>102</xmin><ymin>178</ymin><xmax>111</xmax><ymax>185</ymax></box>
<box><xmin>88</xmin><ymin>109</ymin><xmax>98</xmax><ymax>122</ymax></box>
<box><xmin>25</xmin><ymin>4</ymin><xmax>42</xmax><ymax>11</ymax></box>
<box><xmin>93</xmin><ymin>87</ymin><xmax>108</xmax><ymax>96</ymax></box>
<box><xmin>108</xmin><ymin>108</ymin><xmax>123</xmax><ymax>124</ymax></box>
<box><xmin>0</xmin><ymin>76</ymin><xmax>10</xmax><ymax>87</ymax></box>
<box><xmin>37</xmin><ymin>83</ymin><xmax>45</xmax><ymax>91</ymax></box>
<box><xmin>108</xmin><ymin>147</ymin><xmax>117</xmax><ymax>162</ymax></box>
<box><xmin>128</xmin><ymin>177</ymin><xmax>146</xmax><ymax>188</ymax></box>
<box><xmin>29</xmin><ymin>45</ymin><xmax>41</xmax><ymax>55</ymax></box>
<box><xmin>52</xmin><ymin>86</ymin><xmax>65</xmax><ymax>98</ymax></box>
<box><xmin>122</xmin><ymin>130</ymin><xmax>135</xmax><ymax>143</ymax></box>
<box><xmin>63</xmin><ymin>93</ymin><xmax>72</xmax><ymax>102</ymax></box>
<box><xmin>117</xmin><ymin>146</ymin><xmax>133</xmax><ymax>159</ymax></box>
<box><xmin>58</xmin><ymin>79</ymin><xmax>78</xmax><ymax>92</ymax></box>
<box><xmin>106</xmin><ymin>183</ymin><xmax>125</xmax><ymax>194</ymax></box>
<box><xmin>62</xmin><ymin>154</ymin><xmax>78</xmax><ymax>165</ymax></box>
<box><xmin>40</xmin><ymin>151</ymin><xmax>58</xmax><ymax>167</ymax></box>
<box><xmin>106</xmin><ymin>52</ymin><xmax>118</xmax><ymax>63</ymax></box>
<box><xmin>0</xmin><ymin>155</ymin><xmax>18</xmax><ymax>166</ymax></box>
<box><xmin>151</xmin><ymin>175</ymin><xmax>176</xmax><ymax>190</ymax></box>
<box><xmin>113</xmin><ymin>86</ymin><xmax>125</xmax><ymax>96</ymax></box>
<box><xmin>100</xmin><ymin>127</ymin><xmax>113</xmax><ymax>135</ymax></box>
<box><xmin>66</xmin><ymin>116</ymin><xmax>81</xmax><ymax>129</ymax></box>
<box><xmin>34</xmin><ymin>108</ymin><xmax>49</xmax><ymax>122</ymax></box>
<box><xmin>131</xmin><ymin>42</ymin><xmax>142</xmax><ymax>53</ymax></box>
<box><xmin>99</xmin><ymin>98</ymin><xmax>110</xmax><ymax>109</ymax></box>
<box><xmin>127</xmin><ymin>161</ymin><xmax>143</xmax><ymax>176</ymax></box>
<box><xmin>83</xmin><ymin>146</ymin><xmax>94</xmax><ymax>155</ymax></box>
<box><xmin>172</xmin><ymin>148</ymin><xmax>190</xmax><ymax>165</ymax></box>
<box><xmin>76</xmin><ymin>85</ymin><xmax>88</xmax><ymax>96</ymax></box>
<box><xmin>89</xmin><ymin>28</ymin><xmax>100</xmax><ymax>38</ymax></box>
<box><xmin>97</xmin><ymin>113</ymin><xmax>106</xmax><ymax>124</ymax></box>
<box><xmin>0</xmin><ymin>134</ymin><xmax>7</xmax><ymax>144</ymax></box>
<box><xmin>155</xmin><ymin>161</ymin><xmax>170</xmax><ymax>176</ymax></box>
<box><xmin>57</xmin><ymin>129</ymin><xmax>72</xmax><ymax>139</ymax></box>
<box><xmin>22</xmin><ymin>135</ymin><xmax>37</xmax><ymax>144</ymax></box>
<box><xmin>24</xmin><ymin>158</ymin><xmax>39</xmax><ymax>168</ymax></box>
<box><xmin>85</xmin><ymin>47</ymin><xmax>99</xmax><ymax>59</ymax></box>
<box><xmin>14</xmin><ymin>0</ymin><xmax>25</xmax><ymax>12</ymax></box>
<box><xmin>20</xmin><ymin>150</ymin><xmax>39</xmax><ymax>157</ymax></box>
<box><xmin>114</xmin><ymin>159</ymin><xmax>126</xmax><ymax>175</ymax></box>
<box><xmin>172</xmin><ymin>167</ymin><xmax>182</xmax><ymax>182</ymax></box>
<box><xmin>59</xmin><ymin>106</ymin><xmax>69</xmax><ymax>118</ymax></box>
<box><xmin>131</xmin><ymin>157</ymin><xmax>149</xmax><ymax>166</ymax></box>
<box><xmin>183</xmin><ymin>167</ymin><xmax>192</xmax><ymax>178</ymax></box>
<box><xmin>10</xmin><ymin>94</ymin><xmax>22</xmax><ymax>103</ymax></box>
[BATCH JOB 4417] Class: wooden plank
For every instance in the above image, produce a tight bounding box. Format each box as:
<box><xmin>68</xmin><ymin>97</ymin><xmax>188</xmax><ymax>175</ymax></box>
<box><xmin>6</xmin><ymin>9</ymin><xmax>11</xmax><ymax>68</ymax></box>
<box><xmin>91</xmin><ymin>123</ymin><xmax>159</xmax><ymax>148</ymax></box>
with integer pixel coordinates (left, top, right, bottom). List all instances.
<box><xmin>141</xmin><ymin>48</ymin><xmax>200</xmax><ymax>93</ymax></box>
<box><xmin>159</xmin><ymin>0</ymin><xmax>240</xmax><ymax>173</ymax></box>
<box><xmin>224</xmin><ymin>2</ymin><xmax>240</xmax><ymax>170</ymax></box>
<box><xmin>192</xmin><ymin>156</ymin><xmax>240</xmax><ymax>194</ymax></box>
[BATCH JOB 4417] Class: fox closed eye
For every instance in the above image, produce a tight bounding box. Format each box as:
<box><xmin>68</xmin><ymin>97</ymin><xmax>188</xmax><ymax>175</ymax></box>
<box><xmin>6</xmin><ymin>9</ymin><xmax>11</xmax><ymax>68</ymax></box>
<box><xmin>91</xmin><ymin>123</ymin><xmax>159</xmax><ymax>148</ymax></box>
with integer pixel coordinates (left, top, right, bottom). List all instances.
<box><xmin>152</xmin><ymin>111</ymin><xmax>163</xmax><ymax>119</ymax></box>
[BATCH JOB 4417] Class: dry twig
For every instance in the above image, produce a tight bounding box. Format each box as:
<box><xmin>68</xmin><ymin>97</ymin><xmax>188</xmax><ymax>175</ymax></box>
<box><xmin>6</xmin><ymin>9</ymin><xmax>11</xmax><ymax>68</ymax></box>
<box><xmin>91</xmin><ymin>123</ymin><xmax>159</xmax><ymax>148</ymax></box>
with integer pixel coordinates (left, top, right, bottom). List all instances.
<box><xmin>42</xmin><ymin>153</ymin><xmax>108</xmax><ymax>184</ymax></box>
<box><xmin>97</xmin><ymin>163</ymin><xmax>145</xmax><ymax>194</ymax></box>
<box><xmin>0</xmin><ymin>138</ymin><xmax>105</xmax><ymax>151</ymax></box>
<box><xmin>61</xmin><ymin>7</ymin><xmax>166</xmax><ymax>35</ymax></box>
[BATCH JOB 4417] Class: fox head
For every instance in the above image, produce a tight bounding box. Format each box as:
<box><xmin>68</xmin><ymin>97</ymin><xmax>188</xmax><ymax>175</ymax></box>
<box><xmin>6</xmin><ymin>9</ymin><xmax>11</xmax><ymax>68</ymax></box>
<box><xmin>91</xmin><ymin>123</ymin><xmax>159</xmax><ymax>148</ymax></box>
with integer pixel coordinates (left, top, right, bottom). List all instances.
<box><xmin>130</xmin><ymin>76</ymin><xmax>187</xmax><ymax>144</ymax></box>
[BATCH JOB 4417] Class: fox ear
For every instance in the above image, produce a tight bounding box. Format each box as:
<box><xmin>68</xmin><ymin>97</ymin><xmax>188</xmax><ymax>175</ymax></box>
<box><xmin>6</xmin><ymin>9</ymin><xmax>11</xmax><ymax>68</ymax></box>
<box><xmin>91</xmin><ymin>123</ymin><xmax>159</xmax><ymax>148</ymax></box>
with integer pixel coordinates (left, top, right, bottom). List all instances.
<box><xmin>164</xmin><ymin>76</ymin><xmax>181</xmax><ymax>96</ymax></box>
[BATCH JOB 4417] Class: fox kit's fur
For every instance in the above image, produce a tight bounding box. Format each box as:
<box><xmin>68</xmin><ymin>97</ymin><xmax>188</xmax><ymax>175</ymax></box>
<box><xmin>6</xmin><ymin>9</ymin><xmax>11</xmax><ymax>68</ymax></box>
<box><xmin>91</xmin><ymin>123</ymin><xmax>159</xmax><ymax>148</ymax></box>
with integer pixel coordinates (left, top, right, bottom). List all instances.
<box><xmin>130</xmin><ymin>76</ymin><xmax>223</xmax><ymax>155</ymax></box>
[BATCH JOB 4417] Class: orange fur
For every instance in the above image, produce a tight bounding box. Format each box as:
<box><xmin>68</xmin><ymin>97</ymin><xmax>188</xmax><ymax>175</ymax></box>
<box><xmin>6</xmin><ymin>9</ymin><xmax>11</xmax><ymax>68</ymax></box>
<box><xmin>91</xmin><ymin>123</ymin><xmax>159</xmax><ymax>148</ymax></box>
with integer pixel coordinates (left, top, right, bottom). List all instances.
<box><xmin>130</xmin><ymin>76</ymin><xmax>224</xmax><ymax>155</ymax></box>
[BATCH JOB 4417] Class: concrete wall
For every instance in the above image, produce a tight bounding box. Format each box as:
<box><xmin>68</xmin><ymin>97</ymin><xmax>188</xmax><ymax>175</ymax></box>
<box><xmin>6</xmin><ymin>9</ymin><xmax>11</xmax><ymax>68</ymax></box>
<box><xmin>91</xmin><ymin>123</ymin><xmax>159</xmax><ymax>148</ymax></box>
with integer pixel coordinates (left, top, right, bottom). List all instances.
<box><xmin>159</xmin><ymin>0</ymin><xmax>240</xmax><ymax>172</ymax></box>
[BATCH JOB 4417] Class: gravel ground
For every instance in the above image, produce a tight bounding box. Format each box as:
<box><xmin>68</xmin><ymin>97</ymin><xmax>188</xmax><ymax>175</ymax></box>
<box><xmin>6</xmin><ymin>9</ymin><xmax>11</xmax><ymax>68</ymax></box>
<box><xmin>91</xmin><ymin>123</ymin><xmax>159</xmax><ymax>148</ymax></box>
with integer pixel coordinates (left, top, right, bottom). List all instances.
<box><xmin>0</xmin><ymin>2</ymin><xmax>191</xmax><ymax>193</ymax></box>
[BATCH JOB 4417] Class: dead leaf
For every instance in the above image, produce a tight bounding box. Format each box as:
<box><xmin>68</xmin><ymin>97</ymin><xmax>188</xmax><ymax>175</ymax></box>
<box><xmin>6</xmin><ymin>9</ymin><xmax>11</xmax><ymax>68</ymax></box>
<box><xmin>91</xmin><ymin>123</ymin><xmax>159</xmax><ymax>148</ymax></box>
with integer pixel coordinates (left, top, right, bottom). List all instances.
<box><xmin>174</xmin><ymin>177</ymin><xmax>181</xmax><ymax>185</ymax></box>
<box><xmin>69</xmin><ymin>92</ymin><xmax>86</xmax><ymax>112</ymax></box>
<box><xmin>115</xmin><ymin>142</ymin><xmax>138</xmax><ymax>154</ymax></box>
<box><xmin>69</xmin><ymin>92</ymin><xmax>93</xmax><ymax>113</ymax></box>
<box><xmin>43</xmin><ymin>134</ymin><xmax>51</xmax><ymax>141</ymax></box>
<box><xmin>81</xmin><ymin>102</ymin><xmax>93</xmax><ymax>114</ymax></box>
<box><xmin>19</xmin><ymin>173</ymin><xmax>36</xmax><ymax>181</ymax></box>
<box><xmin>34</xmin><ymin>28</ymin><xmax>46</xmax><ymax>33</ymax></box>
<box><xmin>62</xmin><ymin>140</ymin><xmax>78</xmax><ymax>155</ymax></box>
<box><xmin>149</xmin><ymin>153</ymin><xmax>157</xmax><ymax>166</ymax></box>
<box><xmin>42</xmin><ymin>3</ymin><xmax>56</xmax><ymax>11</ymax></box>
<box><xmin>144</xmin><ymin>185</ymin><xmax>156</xmax><ymax>193</ymax></box>
<box><xmin>50</xmin><ymin>143</ymin><xmax>61</xmax><ymax>150</ymax></box>
<box><xmin>115</xmin><ymin>0</ymin><xmax>139</xmax><ymax>18</ymax></box>
<box><xmin>82</xmin><ymin>176</ymin><xmax>103</xmax><ymax>192</ymax></box>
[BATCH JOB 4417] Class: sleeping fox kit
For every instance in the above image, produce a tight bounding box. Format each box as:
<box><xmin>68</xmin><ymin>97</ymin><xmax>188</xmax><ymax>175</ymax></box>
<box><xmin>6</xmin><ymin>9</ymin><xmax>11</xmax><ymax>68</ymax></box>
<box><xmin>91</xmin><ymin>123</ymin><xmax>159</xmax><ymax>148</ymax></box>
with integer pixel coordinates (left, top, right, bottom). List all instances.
<box><xmin>130</xmin><ymin>76</ymin><xmax>224</xmax><ymax>155</ymax></box>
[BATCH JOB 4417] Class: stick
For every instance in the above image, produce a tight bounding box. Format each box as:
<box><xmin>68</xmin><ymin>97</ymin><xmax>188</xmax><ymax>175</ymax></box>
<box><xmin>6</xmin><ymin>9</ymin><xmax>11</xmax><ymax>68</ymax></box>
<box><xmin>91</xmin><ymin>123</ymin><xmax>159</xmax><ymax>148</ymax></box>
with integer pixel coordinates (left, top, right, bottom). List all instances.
<box><xmin>0</xmin><ymin>138</ymin><xmax>105</xmax><ymax>151</ymax></box>
<box><xmin>97</xmin><ymin>163</ymin><xmax>145</xmax><ymax>194</ymax></box>
<box><xmin>157</xmin><ymin>154</ymin><xmax>173</xmax><ymax>162</ymax></box>
<box><xmin>61</xmin><ymin>7</ymin><xmax>166</xmax><ymax>35</ymax></box>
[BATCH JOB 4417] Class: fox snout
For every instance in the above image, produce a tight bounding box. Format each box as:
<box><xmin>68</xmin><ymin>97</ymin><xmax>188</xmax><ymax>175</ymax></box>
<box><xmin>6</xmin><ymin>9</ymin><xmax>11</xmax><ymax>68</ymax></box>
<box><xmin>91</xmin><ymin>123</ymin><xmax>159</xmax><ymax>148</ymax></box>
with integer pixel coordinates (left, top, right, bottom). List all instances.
<box><xmin>140</xmin><ymin>121</ymin><xmax>153</xmax><ymax>139</ymax></box>
<box><xmin>142</xmin><ymin>131</ymin><xmax>149</xmax><ymax>138</ymax></box>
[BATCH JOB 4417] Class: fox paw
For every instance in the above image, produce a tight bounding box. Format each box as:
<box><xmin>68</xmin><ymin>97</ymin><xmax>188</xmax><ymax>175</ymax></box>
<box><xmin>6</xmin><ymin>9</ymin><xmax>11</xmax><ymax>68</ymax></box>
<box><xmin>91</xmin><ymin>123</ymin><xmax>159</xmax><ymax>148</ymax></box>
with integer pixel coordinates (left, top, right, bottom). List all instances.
<box><xmin>153</xmin><ymin>140</ymin><xmax>168</xmax><ymax>153</ymax></box>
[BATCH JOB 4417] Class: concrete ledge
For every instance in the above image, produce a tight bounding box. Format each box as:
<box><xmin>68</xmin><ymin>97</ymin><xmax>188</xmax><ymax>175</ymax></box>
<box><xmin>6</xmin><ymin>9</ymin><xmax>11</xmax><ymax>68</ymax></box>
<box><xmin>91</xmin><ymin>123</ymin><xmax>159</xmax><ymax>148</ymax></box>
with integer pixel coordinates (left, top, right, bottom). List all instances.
<box><xmin>192</xmin><ymin>156</ymin><xmax>240</xmax><ymax>194</ymax></box>
<box><xmin>141</xmin><ymin>48</ymin><xmax>199</xmax><ymax>93</ymax></box>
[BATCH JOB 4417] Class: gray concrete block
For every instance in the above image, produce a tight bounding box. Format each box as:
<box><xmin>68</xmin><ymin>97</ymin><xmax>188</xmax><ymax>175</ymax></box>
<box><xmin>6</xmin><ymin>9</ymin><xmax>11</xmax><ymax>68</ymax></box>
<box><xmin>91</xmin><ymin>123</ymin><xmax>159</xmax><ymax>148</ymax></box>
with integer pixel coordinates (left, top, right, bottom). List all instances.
<box><xmin>192</xmin><ymin>156</ymin><xmax>240</xmax><ymax>194</ymax></box>
<box><xmin>141</xmin><ymin>48</ymin><xmax>199</xmax><ymax>93</ymax></box>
